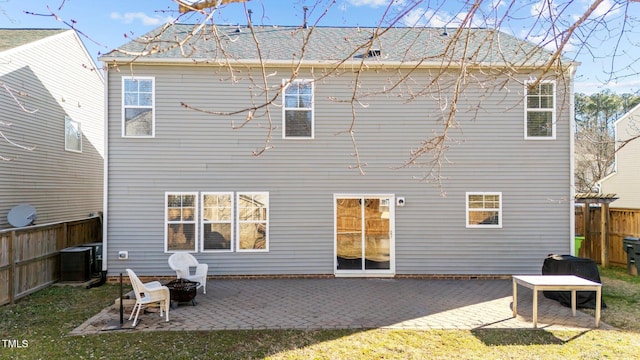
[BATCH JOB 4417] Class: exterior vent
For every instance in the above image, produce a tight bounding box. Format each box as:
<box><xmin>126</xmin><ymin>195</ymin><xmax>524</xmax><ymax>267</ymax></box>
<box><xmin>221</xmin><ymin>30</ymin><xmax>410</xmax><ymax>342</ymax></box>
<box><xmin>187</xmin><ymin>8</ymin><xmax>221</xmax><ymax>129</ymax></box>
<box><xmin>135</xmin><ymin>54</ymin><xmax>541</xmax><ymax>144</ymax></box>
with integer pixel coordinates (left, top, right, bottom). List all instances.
<box><xmin>367</xmin><ymin>49</ymin><xmax>381</xmax><ymax>57</ymax></box>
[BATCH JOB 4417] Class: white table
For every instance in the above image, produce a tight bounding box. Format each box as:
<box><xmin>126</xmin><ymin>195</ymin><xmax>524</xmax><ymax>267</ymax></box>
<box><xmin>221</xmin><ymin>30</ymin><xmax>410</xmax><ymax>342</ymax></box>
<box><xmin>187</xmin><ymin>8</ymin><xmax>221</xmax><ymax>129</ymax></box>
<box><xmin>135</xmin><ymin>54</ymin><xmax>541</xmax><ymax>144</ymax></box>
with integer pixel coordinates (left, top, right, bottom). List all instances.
<box><xmin>512</xmin><ymin>275</ymin><xmax>601</xmax><ymax>328</ymax></box>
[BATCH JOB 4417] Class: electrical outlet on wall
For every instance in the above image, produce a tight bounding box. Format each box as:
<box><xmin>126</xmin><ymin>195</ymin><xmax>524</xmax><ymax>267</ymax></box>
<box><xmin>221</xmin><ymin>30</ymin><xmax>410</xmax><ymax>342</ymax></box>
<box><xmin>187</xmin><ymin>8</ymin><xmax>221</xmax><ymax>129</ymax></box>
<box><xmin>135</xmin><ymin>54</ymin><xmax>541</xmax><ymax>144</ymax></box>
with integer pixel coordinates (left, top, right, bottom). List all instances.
<box><xmin>118</xmin><ymin>251</ymin><xmax>128</xmax><ymax>260</ymax></box>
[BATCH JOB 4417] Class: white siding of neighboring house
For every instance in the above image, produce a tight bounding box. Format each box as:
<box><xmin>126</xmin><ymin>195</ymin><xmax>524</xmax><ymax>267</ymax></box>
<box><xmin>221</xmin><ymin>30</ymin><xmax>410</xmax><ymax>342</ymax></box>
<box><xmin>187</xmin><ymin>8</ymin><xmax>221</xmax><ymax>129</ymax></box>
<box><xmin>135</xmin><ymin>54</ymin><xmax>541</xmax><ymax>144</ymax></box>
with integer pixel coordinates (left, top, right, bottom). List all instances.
<box><xmin>599</xmin><ymin>104</ymin><xmax>640</xmax><ymax>209</ymax></box>
<box><xmin>104</xmin><ymin>63</ymin><xmax>574</xmax><ymax>277</ymax></box>
<box><xmin>0</xmin><ymin>30</ymin><xmax>104</xmax><ymax>229</ymax></box>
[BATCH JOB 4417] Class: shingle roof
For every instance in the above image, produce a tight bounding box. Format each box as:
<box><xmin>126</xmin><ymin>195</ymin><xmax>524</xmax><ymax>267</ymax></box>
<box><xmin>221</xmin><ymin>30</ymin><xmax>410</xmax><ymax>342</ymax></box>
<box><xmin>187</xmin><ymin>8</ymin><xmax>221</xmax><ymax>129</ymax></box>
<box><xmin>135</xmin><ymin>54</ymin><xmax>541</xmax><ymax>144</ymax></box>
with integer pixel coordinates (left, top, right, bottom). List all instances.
<box><xmin>0</xmin><ymin>29</ymin><xmax>67</xmax><ymax>52</ymax></box>
<box><xmin>101</xmin><ymin>24</ymin><xmax>560</xmax><ymax>67</ymax></box>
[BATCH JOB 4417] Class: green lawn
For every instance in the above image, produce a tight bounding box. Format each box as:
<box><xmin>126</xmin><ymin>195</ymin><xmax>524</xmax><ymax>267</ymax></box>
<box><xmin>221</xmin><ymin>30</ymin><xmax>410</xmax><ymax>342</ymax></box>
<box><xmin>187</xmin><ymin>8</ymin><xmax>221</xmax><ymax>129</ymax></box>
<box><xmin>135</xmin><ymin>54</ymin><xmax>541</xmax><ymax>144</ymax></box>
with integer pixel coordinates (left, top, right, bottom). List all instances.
<box><xmin>1</xmin><ymin>267</ymin><xmax>639</xmax><ymax>359</ymax></box>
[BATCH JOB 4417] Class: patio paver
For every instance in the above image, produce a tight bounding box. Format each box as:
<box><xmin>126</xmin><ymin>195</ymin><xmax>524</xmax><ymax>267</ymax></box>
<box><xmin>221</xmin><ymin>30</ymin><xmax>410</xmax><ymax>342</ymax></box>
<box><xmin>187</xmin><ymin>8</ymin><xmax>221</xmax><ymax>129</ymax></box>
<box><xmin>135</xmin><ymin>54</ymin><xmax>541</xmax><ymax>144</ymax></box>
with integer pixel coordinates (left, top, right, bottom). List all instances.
<box><xmin>70</xmin><ymin>278</ymin><xmax>612</xmax><ymax>335</ymax></box>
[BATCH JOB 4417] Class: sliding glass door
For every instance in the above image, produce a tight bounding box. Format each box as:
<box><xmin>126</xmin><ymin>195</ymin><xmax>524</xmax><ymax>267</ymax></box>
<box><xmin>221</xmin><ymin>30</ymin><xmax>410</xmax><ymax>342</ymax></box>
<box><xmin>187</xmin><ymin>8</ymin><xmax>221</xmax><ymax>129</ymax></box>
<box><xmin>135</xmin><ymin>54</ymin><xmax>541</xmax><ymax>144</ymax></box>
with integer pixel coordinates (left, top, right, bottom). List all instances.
<box><xmin>334</xmin><ymin>195</ymin><xmax>394</xmax><ymax>276</ymax></box>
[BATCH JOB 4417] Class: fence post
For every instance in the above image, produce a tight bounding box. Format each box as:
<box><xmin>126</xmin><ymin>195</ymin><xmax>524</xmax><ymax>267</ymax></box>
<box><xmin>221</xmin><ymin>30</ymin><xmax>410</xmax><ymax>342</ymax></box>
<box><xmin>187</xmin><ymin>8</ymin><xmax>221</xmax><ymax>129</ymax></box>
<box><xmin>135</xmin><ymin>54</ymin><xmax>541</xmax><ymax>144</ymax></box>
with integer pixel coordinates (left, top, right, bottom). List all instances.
<box><xmin>582</xmin><ymin>204</ymin><xmax>590</xmax><ymax>258</ymax></box>
<box><xmin>601</xmin><ymin>203</ymin><xmax>610</xmax><ymax>268</ymax></box>
<box><xmin>62</xmin><ymin>222</ymin><xmax>68</xmax><ymax>249</ymax></box>
<box><xmin>9</xmin><ymin>231</ymin><xmax>15</xmax><ymax>304</ymax></box>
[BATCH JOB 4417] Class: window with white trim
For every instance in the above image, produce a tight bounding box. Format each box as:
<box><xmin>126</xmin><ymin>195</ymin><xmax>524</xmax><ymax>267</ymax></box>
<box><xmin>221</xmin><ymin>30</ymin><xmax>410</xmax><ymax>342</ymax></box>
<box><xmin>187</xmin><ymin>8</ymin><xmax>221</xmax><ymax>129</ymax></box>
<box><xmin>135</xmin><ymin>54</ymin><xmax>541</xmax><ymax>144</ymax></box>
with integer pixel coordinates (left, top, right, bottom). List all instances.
<box><xmin>64</xmin><ymin>116</ymin><xmax>82</xmax><ymax>152</ymax></box>
<box><xmin>201</xmin><ymin>192</ymin><xmax>233</xmax><ymax>252</ymax></box>
<box><xmin>165</xmin><ymin>191</ymin><xmax>269</xmax><ymax>253</ymax></box>
<box><xmin>283</xmin><ymin>79</ymin><xmax>314</xmax><ymax>139</ymax></box>
<box><xmin>466</xmin><ymin>192</ymin><xmax>502</xmax><ymax>228</ymax></box>
<box><xmin>237</xmin><ymin>192</ymin><xmax>269</xmax><ymax>251</ymax></box>
<box><xmin>123</xmin><ymin>77</ymin><xmax>154</xmax><ymax>137</ymax></box>
<box><xmin>165</xmin><ymin>192</ymin><xmax>198</xmax><ymax>252</ymax></box>
<box><xmin>525</xmin><ymin>81</ymin><xmax>555</xmax><ymax>139</ymax></box>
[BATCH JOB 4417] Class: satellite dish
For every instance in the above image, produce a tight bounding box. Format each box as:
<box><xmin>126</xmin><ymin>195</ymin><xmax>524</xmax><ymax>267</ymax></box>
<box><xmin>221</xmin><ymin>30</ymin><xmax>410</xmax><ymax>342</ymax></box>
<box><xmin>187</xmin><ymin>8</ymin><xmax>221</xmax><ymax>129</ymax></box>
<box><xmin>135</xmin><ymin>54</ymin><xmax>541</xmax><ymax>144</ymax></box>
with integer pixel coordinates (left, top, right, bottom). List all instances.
<box><xmin>8</xmin><ymin>204</ymin><xmax>37</xmax><ymax>228</ymax></box>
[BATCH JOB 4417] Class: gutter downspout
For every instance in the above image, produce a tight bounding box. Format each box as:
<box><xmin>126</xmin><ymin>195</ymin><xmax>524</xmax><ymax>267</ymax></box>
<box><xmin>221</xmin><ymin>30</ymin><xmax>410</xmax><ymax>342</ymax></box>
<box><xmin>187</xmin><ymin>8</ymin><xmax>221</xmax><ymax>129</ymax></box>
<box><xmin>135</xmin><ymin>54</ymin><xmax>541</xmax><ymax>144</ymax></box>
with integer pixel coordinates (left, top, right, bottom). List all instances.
<box><xmin>102</xmin><ymin>65</ymin><xmax>109</xmax><ymax>275</ymax></box>
<box><xmin>569</xmin><ymin>64</ymin><xmax>577</xmax><ymax>256</ymax></box>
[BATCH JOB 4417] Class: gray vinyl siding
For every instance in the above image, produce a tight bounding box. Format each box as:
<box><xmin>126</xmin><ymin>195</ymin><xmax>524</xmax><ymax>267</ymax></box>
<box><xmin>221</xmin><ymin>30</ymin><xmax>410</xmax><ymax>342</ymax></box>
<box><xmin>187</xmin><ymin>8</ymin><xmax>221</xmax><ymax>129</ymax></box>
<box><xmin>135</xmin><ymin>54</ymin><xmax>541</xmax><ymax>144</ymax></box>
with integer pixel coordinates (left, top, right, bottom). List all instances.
<box><xmin>0</xmin><ymin>30</ymin><xmax>104</xmax><ymax>230</ymax></box>
<box><xmin>600</xmin><ymin>106</ymin><xmax>640</xmax><ymax>208</ymax></box>
<box><xmin>106</xmin><ymin>64</ymin><xmax>572</xmax><ymax>276</ymax></box>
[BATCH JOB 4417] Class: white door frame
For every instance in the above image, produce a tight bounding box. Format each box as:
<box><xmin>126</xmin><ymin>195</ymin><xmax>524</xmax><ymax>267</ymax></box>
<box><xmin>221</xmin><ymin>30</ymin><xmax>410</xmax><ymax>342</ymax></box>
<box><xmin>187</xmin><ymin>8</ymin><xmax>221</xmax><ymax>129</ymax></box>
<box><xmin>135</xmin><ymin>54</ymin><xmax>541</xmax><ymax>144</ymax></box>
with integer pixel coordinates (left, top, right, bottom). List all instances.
<box><xmin>334</xmin><ymin>194</ymin><xmax>395</xmax><ymax>277</ymax></box>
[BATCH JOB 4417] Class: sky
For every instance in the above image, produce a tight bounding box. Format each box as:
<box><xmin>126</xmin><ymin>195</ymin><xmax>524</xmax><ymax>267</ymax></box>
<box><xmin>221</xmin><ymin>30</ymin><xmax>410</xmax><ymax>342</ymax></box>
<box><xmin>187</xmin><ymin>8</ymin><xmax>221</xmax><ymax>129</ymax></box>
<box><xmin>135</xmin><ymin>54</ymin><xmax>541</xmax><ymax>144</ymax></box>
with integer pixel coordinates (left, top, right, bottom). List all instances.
<box><xmin>1</xmin><ymin>0</ymin><xmax>639</xmax><ymax>95</ymax></box>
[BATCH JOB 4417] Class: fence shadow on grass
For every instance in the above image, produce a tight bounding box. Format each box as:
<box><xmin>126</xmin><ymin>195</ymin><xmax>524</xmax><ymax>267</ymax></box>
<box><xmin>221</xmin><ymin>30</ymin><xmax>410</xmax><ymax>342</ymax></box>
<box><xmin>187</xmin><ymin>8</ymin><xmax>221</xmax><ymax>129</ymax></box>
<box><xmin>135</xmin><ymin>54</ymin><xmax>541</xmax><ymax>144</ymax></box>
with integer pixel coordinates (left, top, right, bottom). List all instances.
<box><xmin>471</xmin><ymin>328</ymin><xmax>591</xmax><ymax>346</ymax></box>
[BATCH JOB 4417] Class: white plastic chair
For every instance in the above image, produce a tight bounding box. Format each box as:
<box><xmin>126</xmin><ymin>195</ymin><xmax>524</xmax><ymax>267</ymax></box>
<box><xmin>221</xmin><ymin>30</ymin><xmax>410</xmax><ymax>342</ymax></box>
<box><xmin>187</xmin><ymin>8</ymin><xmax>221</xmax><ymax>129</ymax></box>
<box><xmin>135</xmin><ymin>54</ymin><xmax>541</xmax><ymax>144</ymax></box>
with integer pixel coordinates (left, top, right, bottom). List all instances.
<box><xmin>126</xmin><ymin>269</ymin><xmax>170</xmax><ymax>326</ymax></box>
<box><xmin>168</xmin><ymin>253</ymin><xmax>208</xmax><ymax>294</ymax></box>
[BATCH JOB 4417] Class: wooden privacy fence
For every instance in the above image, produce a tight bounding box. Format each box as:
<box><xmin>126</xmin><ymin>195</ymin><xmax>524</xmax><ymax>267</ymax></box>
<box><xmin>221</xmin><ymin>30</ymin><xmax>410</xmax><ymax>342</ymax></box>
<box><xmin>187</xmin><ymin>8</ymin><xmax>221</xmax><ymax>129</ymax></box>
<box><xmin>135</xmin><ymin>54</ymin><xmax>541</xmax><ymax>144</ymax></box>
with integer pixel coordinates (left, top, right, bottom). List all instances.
<box><xmin>577</xmin><ymin>207</ymin><xmax>640</xmax><ymax>267</ymax></box>
<box><xmin>0</xmin><ymin>216</ymin><xmax>101</xmax><ymax>306</ymax></box>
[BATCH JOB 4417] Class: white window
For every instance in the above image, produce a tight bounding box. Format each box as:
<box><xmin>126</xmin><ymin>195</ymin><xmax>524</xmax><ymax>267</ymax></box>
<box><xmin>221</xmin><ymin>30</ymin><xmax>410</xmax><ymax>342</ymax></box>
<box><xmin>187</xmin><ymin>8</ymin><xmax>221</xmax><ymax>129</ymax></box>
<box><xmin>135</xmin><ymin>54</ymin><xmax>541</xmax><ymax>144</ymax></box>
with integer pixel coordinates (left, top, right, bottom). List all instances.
<box><xmin>201</xmin><ymin>192</ymin><xmax>234</xmax><ymax>252</ymax></box>
<box><xmin>123</xmin><ymin>77</ymin><xmax>154</xmax><ymax>137</ymax></box>
<box><xmin>466</xmin><ymin>192</ymin><xmax>502</xmax><ymax>228</ymax></box>
<box><xmin>165</xmin><ymin>192</ymin><xmax>269</xmax><ymax>253</ymax></box>
<box><xmin>283</xmin><ymin>79</ymin><xmax>314</xmax><ymax>139</ymax></box>
<box><xmin>165</xmin><ymin>192</ymin><xmax>198</xmax><ymax>252</ymax></box>
<box><xmin>525</xmin><ymin>81</ymin><xmax>555</xmax><ymax>139</ymax></box>
<box><xmin>236</xmin><ymin>192</ymin><xmax>269</xmax><ymax>251</ymax></box>
<box><xmin>64</xmin><ymin>116</ymin><xmax>82</xmax><ymax>152</ymax></box>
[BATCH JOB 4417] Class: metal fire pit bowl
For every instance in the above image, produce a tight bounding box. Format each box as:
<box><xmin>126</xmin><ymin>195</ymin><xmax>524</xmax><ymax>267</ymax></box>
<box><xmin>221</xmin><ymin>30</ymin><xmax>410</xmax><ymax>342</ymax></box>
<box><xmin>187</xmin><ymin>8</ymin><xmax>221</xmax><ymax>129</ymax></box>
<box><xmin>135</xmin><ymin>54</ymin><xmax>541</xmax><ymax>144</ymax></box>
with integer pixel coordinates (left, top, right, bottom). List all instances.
<box><xmin>165</xmin><ymin>279</ymin><xmax>199</xmax><ymax>306</ymax></box>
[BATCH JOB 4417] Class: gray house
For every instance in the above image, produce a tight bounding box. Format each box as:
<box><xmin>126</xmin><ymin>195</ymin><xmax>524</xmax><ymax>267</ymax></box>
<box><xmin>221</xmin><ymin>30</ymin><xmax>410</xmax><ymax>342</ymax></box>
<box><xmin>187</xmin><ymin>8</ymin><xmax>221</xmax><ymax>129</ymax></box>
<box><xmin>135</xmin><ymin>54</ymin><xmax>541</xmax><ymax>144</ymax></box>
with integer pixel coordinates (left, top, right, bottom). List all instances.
<box><xmin>100</xmin><ymin>24</ymin><xmax>576</xmax><ymax>278</ymax></box>
<box><xmin>0</xmin><ymin>29</ymin><xmax>104</xmax><ymax>230</ymax></box>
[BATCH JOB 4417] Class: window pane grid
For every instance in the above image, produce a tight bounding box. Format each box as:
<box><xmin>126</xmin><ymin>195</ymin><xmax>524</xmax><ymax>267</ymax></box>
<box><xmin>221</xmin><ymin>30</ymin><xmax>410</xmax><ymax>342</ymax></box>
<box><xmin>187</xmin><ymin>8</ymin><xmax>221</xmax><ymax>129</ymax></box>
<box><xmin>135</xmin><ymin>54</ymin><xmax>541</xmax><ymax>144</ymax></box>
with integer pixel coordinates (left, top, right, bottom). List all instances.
<box><xmin>525</xmin><ymin>81</ymin><xmax>554</xmax><ymax>139</ymax></box>
<box><xmin>166</xmin><ymin>192</ymin><xmax>269</xmax><ymax>253</ymax></box>
<box><xmin>467</xmin><ymin>192</ymin><xmax>502</xmax><ymax>228</ymax></box>
<box><xmin>166</xmin><ymin>193</ymin><xmax>198</xmax><ymax>252</ymax></box>
<box><xmin>123</xmin><ymin>77</ymin><xmax>154</xmax><ymax>137</ymax></box>
<box><xmin>237</xmin><ymin>192</ymin><xmax>268</xmax><ymax>251</ymax></box>
<box><xmin>202</xmin><ymin>193</ymin><xmax>233</xmax><ymax>252</ymax></box>
<box><xmin>283</xmin><ymin>79</ymin><xmax>313</xmax><ymax>138</ymax></box>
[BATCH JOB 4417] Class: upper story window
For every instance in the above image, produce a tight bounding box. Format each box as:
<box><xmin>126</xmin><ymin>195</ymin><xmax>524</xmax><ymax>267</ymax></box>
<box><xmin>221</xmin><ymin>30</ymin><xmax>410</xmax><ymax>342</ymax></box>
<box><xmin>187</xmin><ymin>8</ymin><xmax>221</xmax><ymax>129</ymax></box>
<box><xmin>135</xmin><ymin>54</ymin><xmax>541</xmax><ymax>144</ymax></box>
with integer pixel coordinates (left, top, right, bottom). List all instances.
<box><xmin>64</xmin><ymin>116</ymin><xmax>82</xmax><ymax>152</ymax></box>
<box><xmin>123</xmin><ymin>77</ymin><xmax>154</xmax><ymax>137</ymax></box>
<box><xmin>525</xmin><ymin>81</ymin><xmax>555</xmax><ymax>139</ymax></box>
<box><xmin>283</xmin><ymin>79</ymin><xmax>314</xmax><ymax>139</ymax></box>
<box><xmin>466</xmin><ymin>192</ymin><xmax>502</xmax><ymax>228</ymax></box>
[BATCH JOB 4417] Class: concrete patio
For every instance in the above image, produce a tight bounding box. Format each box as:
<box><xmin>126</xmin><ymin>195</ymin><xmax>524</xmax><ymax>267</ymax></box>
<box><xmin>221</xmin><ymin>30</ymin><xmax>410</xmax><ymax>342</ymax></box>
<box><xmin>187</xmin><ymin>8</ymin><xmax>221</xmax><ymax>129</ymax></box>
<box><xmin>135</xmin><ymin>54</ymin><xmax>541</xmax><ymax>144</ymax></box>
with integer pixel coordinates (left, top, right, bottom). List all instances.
<box><xmin>71</xmin><ymin>278</ymin><xmax>611</xmax><ymax>335</ymax></box>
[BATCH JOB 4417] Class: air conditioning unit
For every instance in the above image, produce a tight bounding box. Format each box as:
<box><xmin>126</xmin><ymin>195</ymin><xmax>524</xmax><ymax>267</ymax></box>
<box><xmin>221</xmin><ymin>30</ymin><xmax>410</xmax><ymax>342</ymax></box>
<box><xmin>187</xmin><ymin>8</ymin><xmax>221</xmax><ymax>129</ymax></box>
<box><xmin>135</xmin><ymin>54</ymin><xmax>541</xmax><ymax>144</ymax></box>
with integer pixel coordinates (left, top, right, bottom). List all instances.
<box><xmin>79</xmin><ymin>242</ymin><xmax>103</xmax><ymax>274</ymax></box>
<box><xmin>60</xmin><ymin>247</ymin><xmax>91</xmax><ymax>282</ymax></box>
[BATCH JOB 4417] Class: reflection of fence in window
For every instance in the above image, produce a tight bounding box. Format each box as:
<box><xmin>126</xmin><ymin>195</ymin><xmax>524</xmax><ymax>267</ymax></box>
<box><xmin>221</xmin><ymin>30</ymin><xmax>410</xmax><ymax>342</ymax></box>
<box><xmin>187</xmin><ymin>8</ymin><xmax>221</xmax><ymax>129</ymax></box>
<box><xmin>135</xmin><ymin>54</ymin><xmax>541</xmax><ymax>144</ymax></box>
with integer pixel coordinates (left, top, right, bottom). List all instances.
<box><xmin>166</xmin><ymin>193</ymin><xmax>197</xmax><ymax>251</ymax></box>
<box><xmin>238</xmin><ymin>193</ymin><xmax>267</xmax><ymax>250</ymax></box>
<box><xmin>167</xmin><ymin>223</ymin><xmax>195</xmax><ymax>250</ymax></box>
<box><xmin>202</xmin><ymin>193</ymin><xmax>233</xmax><ymax>250</ymax></box>
<box><xmin>336</xmin><ymin>197</ymin><xmax>389</xmax><ymax>261</ymax></box>
<box><xmin>468</xmin><ymin>211</ymin><xmax>499</xmax><ymax>225</ymax></box>
<box><xmin>467</xmin><ymin>193</ymin><xmax>501</xmax><ymax>226</ymax></box>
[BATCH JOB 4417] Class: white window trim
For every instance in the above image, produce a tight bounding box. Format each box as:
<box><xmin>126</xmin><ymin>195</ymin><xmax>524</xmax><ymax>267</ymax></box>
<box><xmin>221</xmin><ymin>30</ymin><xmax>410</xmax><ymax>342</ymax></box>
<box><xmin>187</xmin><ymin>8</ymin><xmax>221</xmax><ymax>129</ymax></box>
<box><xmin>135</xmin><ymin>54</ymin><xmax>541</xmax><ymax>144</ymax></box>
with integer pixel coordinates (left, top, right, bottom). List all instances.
<box><xmin>122</xmin><ymin>76</ymin><xmax>155</xmax><ymax>138</ymax></box>
<box><xmin>236</xmin><ymin>192</ymin><xmax>269</xmax><ymax>252</ymax></box>
<box><xmin>466</xmin><ymin>192</ymin><xmax>503</xmax><ymax>229</ymax></box>
<box><xmin>524</xmin><ymin>80</ymin><xmax>556</xmax><ymax>140</ymax></box>
<box><xmin>282</xmin><ymin>79</ymin><xmax>314</xmax><ymax>139</ymax></box>
<box><xmin>333</xmin><ymin>194</ymin><xmax>396</xmax><ymax>277</ymax></box>
<box><xmin>200</xmin><ymin>192</ymin><xmax>234</xmax><ymax>253</ymax></box>
<box><xmin>64</xmin><ymin>116</ymin><xmax>82</xmax><ymax>153</ymax></box>
<box><xmin>165</xmin><ymin>192</ymin><xmax>199</xmax><ymax>252</ymax></box>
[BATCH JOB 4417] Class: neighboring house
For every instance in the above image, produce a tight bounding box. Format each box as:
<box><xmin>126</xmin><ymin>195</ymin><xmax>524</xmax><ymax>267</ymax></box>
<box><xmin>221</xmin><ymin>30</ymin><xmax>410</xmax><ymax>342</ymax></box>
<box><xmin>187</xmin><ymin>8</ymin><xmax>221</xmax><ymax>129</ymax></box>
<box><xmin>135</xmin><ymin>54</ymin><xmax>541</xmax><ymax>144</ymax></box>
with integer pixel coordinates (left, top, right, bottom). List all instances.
<box><xmin>598</xmin><ymin>103</ymin><xmax>640</xmax><ymax>208</ymax></box>
<box><xmin>0</xmin><ymin>29</ymin><xmax>104</xmax><ymax>230</ymax></box>
<box><xmin>100</xmin><ymin>24</ymin><xmax>576</xmax><ymax>278</ymax></box>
